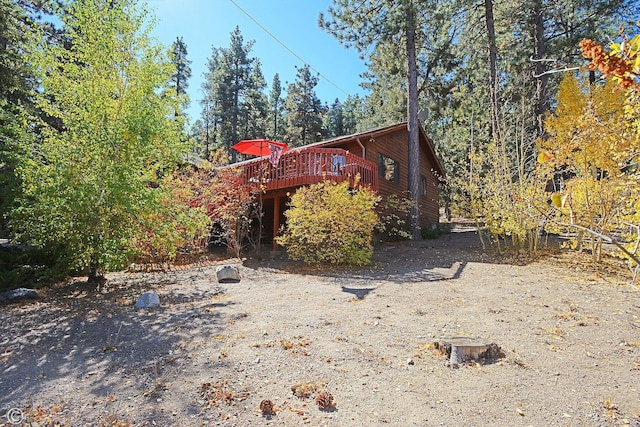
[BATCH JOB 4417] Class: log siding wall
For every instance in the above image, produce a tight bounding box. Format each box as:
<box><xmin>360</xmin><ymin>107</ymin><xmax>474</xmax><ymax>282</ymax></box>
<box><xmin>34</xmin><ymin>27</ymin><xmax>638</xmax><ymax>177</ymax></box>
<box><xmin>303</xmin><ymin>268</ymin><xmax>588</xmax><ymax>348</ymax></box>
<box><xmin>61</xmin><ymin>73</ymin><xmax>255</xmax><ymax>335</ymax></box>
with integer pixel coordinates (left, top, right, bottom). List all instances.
<box><xmin>232</xmin><ymin>123</ymin><xmax>444</xmax><ymax>232</ymax></box>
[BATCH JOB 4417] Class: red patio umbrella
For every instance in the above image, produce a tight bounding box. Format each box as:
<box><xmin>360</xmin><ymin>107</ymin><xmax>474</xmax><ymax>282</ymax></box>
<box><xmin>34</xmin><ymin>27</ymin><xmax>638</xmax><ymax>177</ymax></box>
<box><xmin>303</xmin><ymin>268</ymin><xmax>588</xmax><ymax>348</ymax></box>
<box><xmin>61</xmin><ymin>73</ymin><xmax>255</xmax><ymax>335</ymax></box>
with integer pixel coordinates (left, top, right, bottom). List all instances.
<box><xmin>232</xmin><ymin>139</ymin><xmax>288</xmax><ymax>157</ymax></box>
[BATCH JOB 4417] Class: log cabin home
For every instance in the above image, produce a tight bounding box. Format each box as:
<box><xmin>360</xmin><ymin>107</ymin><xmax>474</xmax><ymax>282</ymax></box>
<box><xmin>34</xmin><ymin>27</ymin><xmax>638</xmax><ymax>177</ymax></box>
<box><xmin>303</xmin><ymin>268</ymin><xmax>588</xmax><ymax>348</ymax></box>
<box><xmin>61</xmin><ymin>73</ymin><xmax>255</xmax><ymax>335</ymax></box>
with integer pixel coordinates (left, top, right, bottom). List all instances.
<box><xmin>226</xmin><ymin>121</ymin><xmax>446</xmax><ymax>243</ymax></box>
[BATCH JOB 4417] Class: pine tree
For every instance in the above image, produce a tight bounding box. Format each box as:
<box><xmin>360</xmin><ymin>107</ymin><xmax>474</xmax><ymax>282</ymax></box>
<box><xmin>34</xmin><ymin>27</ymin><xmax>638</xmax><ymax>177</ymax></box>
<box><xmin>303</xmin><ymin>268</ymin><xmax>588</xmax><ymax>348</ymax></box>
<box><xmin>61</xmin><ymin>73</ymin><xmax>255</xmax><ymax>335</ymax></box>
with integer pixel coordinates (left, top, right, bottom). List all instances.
<box><xmin>321</xmin><ymin>0</ymin><xmax>459</xmax><ymax>238</ymax></box>
<box><xmin>490</xmin><ymin>0</ymin><xmax>638</xmax><ymax>140</ymax></box>
<box><xmin>359</xmin><ymin>42</ymin><xmax>408</xmax><ymax>129</ymax></box>
<box><xmin>242</xmin><ymin>59</ymin><xmax>268</xmax><ymax>140</ymax></box>
<box><xmin>283</xmin><ymin>64</ymin><xmax>326</xmax><ymax>147</ymax></box>
<box><xmin>0</xmin><ymin>0</ymin><xmax>30</xmax><ymax>235</ymax></box>
<box><xmin>268</xmin><ymin>73</ymin><xmax>284</xmax><ymax>140</ymax></box>
<box><xmin>325</xmin><ymin>98</ymin><xmax>345</xmax><ymax>138</ymax></box>
<box><xmin>169</xmin><ymin>36</ymin><xmax>192</xmax><ymax>115</ymax></box>
<box><xmin>342</xmin><ymin>94</ymin><xmax>367</xmax><ymax>134</ymax></box>
<box><xmin>201</xmin><ymin>26</ymin><xmax>263</xmax><ymax>162</ymax></box>
<box><xmin>200</xmin><ymin>47</ymin><xmax>221</xmax><ymax>160</ymax></box>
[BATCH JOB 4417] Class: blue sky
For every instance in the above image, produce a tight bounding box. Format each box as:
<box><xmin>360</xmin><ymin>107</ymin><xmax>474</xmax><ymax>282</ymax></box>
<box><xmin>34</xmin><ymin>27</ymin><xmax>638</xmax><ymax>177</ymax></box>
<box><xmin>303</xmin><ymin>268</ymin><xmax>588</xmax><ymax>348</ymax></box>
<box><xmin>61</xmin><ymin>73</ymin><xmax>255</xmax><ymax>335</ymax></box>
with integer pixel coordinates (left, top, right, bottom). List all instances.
<box><xmin>147</xmin><ymin>0</ymin><xmax>369</xmax><ymax>121</ymax></box>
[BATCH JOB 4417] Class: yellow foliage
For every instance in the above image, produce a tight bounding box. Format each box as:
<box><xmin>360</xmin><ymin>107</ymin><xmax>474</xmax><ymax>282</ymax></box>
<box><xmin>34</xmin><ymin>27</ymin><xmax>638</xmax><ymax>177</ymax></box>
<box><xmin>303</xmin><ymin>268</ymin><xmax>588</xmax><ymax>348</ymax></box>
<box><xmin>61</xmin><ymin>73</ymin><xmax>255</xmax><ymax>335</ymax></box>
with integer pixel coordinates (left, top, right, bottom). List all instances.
<box><xmin>538</xmin><ymin>72</ymin><xmax>640</xmax><ymax>261</ymax></box>
<box><xmin>460</xmin><ymin>142</ymin><xmax>549</xmax><ymax>253</ymax></box>
<box><xmin>276</xmin><ymin>179</ymin><xmax>379</xmax><ymax>265</ymax></box>
<box><xmin>541</xmin><ymin>74</ymin><xmax>633</xmax><ymax>175</ymax></box>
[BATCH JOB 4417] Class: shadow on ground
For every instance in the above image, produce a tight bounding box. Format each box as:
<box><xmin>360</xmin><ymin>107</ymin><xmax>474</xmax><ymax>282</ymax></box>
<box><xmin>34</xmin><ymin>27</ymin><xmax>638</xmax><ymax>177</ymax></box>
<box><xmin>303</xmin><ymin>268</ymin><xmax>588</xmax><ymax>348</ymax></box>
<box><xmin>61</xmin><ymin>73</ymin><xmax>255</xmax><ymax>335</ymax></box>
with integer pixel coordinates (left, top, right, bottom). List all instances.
<box><xmin>0</xmin><ymin>271</ymin><xmax>229</xmax><ymax>424</ymax></box>
<box><xmin>242</xmin><ymin>223</ymin><xmax>545</xmax><ymax>287</ymax></box>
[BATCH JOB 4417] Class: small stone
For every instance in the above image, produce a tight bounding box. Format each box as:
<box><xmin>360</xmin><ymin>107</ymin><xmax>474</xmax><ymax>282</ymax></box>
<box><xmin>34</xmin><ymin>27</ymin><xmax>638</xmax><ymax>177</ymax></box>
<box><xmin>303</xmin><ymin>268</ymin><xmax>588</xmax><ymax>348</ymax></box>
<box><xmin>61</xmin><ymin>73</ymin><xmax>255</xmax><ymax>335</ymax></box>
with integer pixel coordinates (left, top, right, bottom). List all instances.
<box><xmin>216</xmin><ymin>265</ymin><xmax>241</xmax><ymax>283</ymax></box>
<box><xmin>135</xmin><ymin>292</ymin><xmax>160</xmax><ymax>309</ymax></box>
<box><xmin>0</xmin><ymin>288</ymin><xmax>38</xmax><ymax>302</ymax></box>
<box><xmin>407</xmin><ymin>358</ymin><xmax>415</xmax><ymax>365</ymax></box>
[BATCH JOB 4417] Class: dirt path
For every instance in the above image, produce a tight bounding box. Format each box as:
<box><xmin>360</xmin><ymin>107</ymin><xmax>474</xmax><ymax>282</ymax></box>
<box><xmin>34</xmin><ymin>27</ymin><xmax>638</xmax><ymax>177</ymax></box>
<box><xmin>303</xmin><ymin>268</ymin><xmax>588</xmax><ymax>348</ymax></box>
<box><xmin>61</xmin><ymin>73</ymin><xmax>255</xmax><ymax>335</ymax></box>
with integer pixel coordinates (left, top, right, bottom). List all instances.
<box><xmin>1</xmin><ymin>226</ymin><xmax>639</xmax><ymax>426</ymax></box>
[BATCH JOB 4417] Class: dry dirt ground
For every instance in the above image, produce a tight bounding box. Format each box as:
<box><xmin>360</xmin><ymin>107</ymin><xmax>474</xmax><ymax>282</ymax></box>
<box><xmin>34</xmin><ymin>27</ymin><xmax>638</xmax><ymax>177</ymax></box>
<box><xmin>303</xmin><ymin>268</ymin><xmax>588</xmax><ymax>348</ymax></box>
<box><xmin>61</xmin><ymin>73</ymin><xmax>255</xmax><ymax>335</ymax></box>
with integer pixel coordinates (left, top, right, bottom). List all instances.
<box><xmin>1</xmin><ymin>224</ymin><xmax>639</xmax><ymax>427</ymax></box>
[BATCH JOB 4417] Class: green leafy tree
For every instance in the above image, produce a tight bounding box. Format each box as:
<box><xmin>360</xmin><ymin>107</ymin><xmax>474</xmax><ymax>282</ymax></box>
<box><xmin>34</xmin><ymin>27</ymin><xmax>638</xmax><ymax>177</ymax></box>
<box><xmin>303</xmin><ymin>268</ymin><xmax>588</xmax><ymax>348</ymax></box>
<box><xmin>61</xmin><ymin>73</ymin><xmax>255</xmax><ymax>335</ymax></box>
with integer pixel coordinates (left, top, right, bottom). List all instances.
<box><xmin>1</xmin><ymin>0</ymin><xmax>65</xmax><ymax>106</ymax></box>
<box><xmin>276</xmin><ymin>180</ymin><xmax>379</xmax><ymax>265</ymax></box>
<box><xmin>0</xmin><ymin>101</ymin><xmax>30</xmax><ymax>237</ymax></box>
<box><xmin>0</xmin><ymin>0</ymin><xmax>63</xmax><ymax>235</ymax></box>
<box><xmin>13</xmin><ymin>0</ymin><xmax>195</xmax><ymax>282</ymax></box>
<box><xmin>283</xmin><ymin>64</ymin><xmax>326</xmax><ymax>147</ymax></box>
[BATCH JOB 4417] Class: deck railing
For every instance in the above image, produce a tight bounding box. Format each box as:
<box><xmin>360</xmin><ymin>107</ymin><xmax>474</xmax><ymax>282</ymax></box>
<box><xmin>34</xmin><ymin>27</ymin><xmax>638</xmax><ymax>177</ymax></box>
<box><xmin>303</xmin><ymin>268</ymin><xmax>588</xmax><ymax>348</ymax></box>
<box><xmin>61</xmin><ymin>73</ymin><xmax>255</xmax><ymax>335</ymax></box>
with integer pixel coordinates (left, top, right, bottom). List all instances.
<box><xmin>238</xmin><ymin>147</ymin><xmax>378</xmax><ymax>192</ymax></box>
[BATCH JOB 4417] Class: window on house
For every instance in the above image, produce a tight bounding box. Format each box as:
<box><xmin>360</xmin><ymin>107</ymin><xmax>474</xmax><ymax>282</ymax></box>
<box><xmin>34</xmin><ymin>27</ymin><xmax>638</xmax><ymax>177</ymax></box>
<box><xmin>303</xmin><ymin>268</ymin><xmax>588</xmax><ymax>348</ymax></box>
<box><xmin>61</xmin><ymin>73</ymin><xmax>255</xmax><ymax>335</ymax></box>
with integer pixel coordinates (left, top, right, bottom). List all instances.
<box><xmin>378</xmin><ymin>153</ymin><xmax>399</xmax><ymax>184</ymax></box>
<box><xmin>420</xmin><ymin>175</ymin><xmax>427</xmax><ymax>196</ymax></box>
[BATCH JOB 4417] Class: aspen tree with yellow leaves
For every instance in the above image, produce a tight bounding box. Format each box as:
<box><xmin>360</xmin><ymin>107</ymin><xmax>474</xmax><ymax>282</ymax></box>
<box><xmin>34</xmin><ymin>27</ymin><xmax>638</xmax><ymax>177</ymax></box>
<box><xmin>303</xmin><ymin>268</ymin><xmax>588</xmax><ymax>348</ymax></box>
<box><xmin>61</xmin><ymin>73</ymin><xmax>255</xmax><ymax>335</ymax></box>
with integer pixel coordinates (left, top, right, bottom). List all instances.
<box><xmin>538</xmin><ymin>73</ymin><xmax>639</xmax><ymax>262</ymax></box>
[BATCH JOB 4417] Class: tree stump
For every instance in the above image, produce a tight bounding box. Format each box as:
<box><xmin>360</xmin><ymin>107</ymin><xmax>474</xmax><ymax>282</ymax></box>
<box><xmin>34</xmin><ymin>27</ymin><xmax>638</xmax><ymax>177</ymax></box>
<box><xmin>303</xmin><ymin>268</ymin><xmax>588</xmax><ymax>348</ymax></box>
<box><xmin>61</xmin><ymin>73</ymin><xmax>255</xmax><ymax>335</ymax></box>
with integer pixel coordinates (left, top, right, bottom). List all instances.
<box><xmin>435</xmin><ymin>336</ymin><xmax>503</xmax><ymax>367</ymax></box>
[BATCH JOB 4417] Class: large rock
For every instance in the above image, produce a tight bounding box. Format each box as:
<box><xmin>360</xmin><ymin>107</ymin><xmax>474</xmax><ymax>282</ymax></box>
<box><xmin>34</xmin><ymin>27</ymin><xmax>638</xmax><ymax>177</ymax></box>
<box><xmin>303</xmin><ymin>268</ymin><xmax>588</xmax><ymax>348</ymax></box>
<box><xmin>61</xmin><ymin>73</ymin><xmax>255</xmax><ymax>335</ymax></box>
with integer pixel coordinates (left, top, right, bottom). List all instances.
<box><xmin>135</xmin><ymin>292</ymin><xmax>160</xmax><ymax>309</ymax></box>
<box><xmin>0</xmin><ymin>288</ymin><xmax>38</xmax><ymax>302</ymax></box>
<box><xmin>216</xmin><ymin>265</ymin><xmax>240</xmax><ymax>283</ymax></box>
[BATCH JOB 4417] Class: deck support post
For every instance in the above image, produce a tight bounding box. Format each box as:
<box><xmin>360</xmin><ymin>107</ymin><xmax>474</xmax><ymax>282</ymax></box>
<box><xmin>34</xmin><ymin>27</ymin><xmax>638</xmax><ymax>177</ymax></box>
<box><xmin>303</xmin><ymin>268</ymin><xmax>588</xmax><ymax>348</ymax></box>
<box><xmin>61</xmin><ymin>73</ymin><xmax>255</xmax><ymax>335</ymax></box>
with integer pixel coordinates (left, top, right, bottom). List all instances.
<box><xmin>272</xmin><ymin>196</ymin><xmax>280</xmax><ymax>251</ymax></box>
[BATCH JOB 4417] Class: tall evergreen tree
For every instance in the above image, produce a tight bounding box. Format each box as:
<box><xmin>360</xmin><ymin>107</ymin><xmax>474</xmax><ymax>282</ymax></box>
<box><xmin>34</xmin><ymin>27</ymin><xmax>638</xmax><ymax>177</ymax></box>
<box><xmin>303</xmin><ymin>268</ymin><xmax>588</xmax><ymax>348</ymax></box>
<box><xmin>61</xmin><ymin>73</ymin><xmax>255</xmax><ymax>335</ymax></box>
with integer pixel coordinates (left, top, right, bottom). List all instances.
<box><xmin>201</xmin><ymin>27</ymin><xmax>263</xmax><ymax>162</ymax></box>
<box><xmin>1</xmin><ymin>0</ymin><xmax>30</xmax><ymax>235</ymax></box>
<box><xmin>431</xmin><ymin>0</ymin><xmax>639</xmax><ymax>218</ymax></box>
<box><xmin>485</xmin><ymin>0</ymin><xmax>501</xmax><ymax>145</ymax></box>
<box><xmin>169</xmin><ymin>36</ymin><xmax>192</xmax><ymax>114</ymax></box>
<box><xmin>1</xmin><ymin>0</ymin><xmax>31</xmax><ymax>106</ymax></box>
<box><xmin>325</xmin><ymin>98</ymin><xmax>345</xmax><ymax>138</ymax></box>
<box><xmin>221</xmin><ymin>26</ymin><xmax>254</xmax><ymax>162</ymax></box>
<box><xmin>359</xmin><ymin>42</ymin><xmax>409</xmax><ymax>129</ymax></box>
<box><xmin>488</xmin><ymin>0</ymin><xmax>638</xmax><ymax>141</ymax></box>
<box><xmin>200</xmin><ymin>47</ymin><xmax>221</xmax><ymax>160</ymax></box>
<box><xmin>268</xmin><ymin>73</ymin><xmax>284</xmax><ymax>140</ymax></box>
<box><xmin>283</xmin><ymin>64</ymin><xmax>326</xmax><ymax>147</ymax></box>
<box><xmin>241</xmin><ymin>59</ymin><xmax>268</xmax><ymax>140</ymax></box>
<box><xmin>342</xmin><ymin>94</ymin><xmax>367</xmax><ymax>134</ymax></box>
<box><xmin>321</xmin><ymin>0</ymin><xmax>459</xmax><ymax>238</ymax></box>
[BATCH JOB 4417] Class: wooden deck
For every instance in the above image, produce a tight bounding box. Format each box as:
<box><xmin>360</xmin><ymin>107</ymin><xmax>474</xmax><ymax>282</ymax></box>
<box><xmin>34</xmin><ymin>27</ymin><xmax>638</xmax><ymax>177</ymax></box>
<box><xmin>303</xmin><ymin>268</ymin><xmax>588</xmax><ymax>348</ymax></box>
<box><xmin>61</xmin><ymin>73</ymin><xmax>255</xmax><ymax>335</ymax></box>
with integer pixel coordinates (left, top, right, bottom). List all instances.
<box><xmin>237</xmin><ymin>147</ymin><xmax>378</xmax><ymax>192</ymax></box>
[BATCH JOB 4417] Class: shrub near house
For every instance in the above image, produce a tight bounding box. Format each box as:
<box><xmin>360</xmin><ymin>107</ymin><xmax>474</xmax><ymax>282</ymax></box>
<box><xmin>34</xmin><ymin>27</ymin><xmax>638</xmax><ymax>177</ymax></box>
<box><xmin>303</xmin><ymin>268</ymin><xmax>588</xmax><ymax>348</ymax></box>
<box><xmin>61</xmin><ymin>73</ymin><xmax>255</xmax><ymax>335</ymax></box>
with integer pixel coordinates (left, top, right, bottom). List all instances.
<box><xmin>276</xmin><ymin>180</ymin><xmax>379</xmax><ymax>265</ymax></box>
